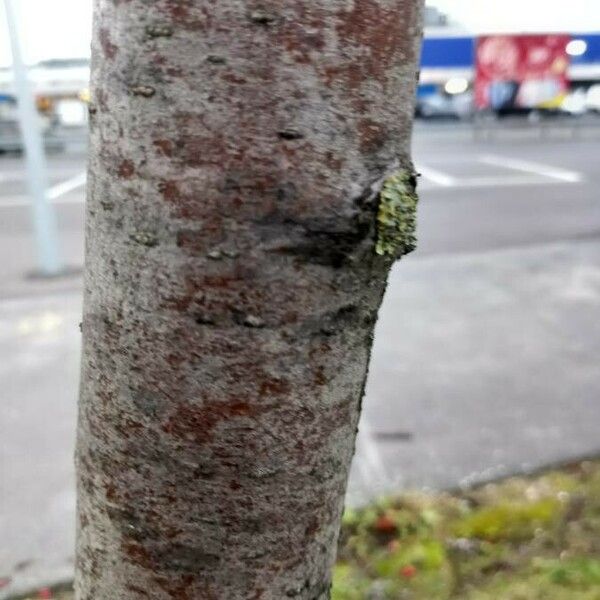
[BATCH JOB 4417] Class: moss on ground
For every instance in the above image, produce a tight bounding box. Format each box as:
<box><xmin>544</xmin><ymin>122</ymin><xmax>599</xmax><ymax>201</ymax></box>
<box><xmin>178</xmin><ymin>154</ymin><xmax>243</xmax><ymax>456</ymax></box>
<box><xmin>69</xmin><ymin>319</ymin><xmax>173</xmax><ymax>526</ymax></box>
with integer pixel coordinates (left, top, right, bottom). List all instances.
<box><xmin>14</xmin><ymin>460</ymin><xmax>600</xmax><ymax>600</ymax></box>
<box><xmin>333</xmin><ymin>460</ymin><xmax>600</xmax><ymax>599</ymax></box>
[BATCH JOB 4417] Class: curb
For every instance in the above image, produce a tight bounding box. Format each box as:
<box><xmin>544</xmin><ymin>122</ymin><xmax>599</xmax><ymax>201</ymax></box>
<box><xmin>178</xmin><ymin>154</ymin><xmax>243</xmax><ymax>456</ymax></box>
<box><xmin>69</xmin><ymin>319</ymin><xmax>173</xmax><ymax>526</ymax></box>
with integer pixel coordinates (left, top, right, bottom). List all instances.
<box><xmin>0</xmin><ymin>563</ymin><xmax>73</xmax><ymax>600</ymax></box>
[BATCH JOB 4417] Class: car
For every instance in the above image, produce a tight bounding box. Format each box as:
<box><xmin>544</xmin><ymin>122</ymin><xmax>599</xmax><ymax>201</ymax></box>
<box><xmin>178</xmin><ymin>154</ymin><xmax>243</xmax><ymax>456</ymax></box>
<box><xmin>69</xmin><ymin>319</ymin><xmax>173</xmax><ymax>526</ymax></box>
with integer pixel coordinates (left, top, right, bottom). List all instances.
<box><xmin>586</xmin><ymin>84</ymin><xmax>600</xmax><ymax>113</ymax></box>
<box><xmin>560</xmin><ymin>89</ymin><xmax>588</xmax><ymax>115</ymax></box>
<box><xmin>0</xmin><ymin>94</ymin><xmax>63</xmax><ymax>153</ymax></box>
<box><xmin>416</xmin><ymin>89</ymin><xmax>474</xmax><ymax>120</ymax></box>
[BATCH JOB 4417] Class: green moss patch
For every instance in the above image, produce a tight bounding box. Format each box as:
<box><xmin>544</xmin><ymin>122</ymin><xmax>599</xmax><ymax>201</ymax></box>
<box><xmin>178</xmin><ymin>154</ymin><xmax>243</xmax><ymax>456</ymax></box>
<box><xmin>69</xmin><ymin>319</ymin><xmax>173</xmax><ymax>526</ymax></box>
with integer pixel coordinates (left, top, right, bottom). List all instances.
<box><xmin>333</xmin><ymin>460</ymin><xmax>600</xmax><ymax>599</ymax></box>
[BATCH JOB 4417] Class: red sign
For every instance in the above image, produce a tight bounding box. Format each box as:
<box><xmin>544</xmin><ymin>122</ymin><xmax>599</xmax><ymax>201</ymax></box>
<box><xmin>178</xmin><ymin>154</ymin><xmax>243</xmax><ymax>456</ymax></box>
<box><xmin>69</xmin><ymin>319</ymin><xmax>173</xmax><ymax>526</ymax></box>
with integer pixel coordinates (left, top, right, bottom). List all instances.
<box><xmin>475</xmin><ymin>34</ymin><xmax>570</xmax><ymax>109</ymax></box>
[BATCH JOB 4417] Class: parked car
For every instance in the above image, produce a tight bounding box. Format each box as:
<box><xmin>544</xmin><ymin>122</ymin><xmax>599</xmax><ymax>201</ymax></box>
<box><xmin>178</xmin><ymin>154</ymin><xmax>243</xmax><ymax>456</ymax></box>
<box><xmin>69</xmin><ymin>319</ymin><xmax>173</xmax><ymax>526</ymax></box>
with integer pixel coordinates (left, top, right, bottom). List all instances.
<box><xmin>560</xmin><ymin>89</ymin><xmax>588</xmax><ymax>115</ymax></box>
<box><xmin>586</xmin><ymin>84</ymin><xmax>600</xmax><ymax>113</ymax></box>
<box><xmin>0</xmin><ymin>94</ymin><xmax>63</xmax><ymax>153</ymax></box>
<box><xmin>416</xmin><ymin>89</ymin><xmax>474</xmax><ymax>120</ymax></box>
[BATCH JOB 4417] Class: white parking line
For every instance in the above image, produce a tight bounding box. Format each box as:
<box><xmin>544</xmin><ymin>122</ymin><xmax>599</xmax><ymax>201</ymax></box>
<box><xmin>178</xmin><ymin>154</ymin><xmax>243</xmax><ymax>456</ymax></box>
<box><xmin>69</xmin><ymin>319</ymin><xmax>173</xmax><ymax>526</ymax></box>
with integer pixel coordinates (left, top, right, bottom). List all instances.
<box><xmin>479</xmin><ymin>154</ymin><xmax>583</xmax><ymax>183</ymax></box>
<box><xmin>417</xmin><ymin>154</ymin><xmax>585</xmax><ymax>191</ymax></box>
<box><xmin>443</xmin><ymin>175</ymin><xmax>563</xmax><ymax>189</ymax></box>
<box><xmin>415</xmin><ymin>164</ymin><xmax>457</xmax><ymax>187</ymax></box>
<box><xmin>0</xmin><ymin>172</ymin><xmax>86</xmax><ymax>208</ymax></box>
<box><xmin>47</xmin><ymin>172</ymin><xmax>87</xmax><ymax>200</ymax></box>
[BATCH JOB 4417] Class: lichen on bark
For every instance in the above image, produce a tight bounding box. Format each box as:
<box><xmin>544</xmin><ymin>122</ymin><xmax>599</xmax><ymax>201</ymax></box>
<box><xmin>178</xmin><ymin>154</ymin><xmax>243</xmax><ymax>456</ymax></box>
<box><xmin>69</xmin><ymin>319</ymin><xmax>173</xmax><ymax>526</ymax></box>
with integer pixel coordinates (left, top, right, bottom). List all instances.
<box><xmin>375</xmin><ymin>168</ymin><xmax>419</xmax><ymax>258</ymax></box>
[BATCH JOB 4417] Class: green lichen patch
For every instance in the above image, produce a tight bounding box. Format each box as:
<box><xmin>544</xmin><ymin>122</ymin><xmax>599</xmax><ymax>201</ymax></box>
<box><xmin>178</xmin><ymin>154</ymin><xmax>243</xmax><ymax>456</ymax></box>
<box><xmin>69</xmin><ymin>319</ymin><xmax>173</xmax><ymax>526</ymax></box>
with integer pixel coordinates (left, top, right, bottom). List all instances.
<box><xmin>375</xmin><ymin>169</ymin><xmax>418</xmax><ymax>258</ymax></box>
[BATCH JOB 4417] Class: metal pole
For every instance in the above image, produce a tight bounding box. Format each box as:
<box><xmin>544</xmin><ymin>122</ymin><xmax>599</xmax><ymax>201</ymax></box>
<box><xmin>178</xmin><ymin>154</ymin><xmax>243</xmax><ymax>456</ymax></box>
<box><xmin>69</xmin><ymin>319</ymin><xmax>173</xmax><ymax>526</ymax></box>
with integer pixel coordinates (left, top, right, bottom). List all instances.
<box><xmin>3</xmin><ymin>0</ymin><xmax>62</xmax><ymax>276</ymax></box>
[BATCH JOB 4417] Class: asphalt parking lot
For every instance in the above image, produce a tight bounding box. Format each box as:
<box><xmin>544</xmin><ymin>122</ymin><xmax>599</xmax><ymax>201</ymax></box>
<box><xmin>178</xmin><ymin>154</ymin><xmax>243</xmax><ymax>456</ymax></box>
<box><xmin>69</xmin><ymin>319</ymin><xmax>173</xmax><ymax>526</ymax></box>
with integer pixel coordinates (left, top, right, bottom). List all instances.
<box><xmin>1</xmin><ymin>120</ymin><xmax>600</xmax><ymax>588</ymax></box>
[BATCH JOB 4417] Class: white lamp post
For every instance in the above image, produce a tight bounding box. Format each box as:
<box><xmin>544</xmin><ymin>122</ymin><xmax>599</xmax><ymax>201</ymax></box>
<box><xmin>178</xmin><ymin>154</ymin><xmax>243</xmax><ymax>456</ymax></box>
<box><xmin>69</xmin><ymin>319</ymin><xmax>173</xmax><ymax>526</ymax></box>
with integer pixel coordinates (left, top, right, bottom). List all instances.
<box><xmin>3</xmin><ymin>0</ymin><xmax>63</xmax><ymax>276</ymax></box>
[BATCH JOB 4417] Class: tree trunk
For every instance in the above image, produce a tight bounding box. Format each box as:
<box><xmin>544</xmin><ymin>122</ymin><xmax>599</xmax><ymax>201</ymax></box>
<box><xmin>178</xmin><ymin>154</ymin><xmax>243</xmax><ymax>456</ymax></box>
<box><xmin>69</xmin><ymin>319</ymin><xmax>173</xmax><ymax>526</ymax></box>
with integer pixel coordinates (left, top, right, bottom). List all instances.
<box><xmin>76</xmin><ymin>1</ymin><xmax>423</xmax><ymax>598</ymax></box>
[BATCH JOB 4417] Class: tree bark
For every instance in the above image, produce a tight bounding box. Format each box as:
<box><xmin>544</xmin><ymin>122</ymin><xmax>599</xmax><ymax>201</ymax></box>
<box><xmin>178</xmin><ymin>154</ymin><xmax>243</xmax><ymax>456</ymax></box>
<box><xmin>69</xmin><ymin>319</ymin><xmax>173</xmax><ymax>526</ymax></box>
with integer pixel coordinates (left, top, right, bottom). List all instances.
<box><xmin>76</xmin><ymin>1</ymin><xmax>423</xmax><ymax>598</ymax></box>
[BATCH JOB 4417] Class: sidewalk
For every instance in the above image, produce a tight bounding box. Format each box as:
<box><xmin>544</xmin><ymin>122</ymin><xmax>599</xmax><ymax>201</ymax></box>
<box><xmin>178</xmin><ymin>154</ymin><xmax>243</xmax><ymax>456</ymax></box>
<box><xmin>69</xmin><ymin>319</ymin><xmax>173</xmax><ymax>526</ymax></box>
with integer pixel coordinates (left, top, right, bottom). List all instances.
<box><xmin>2</xmin><ymin>239</ymin><xmax>600</xmax><ymax>598</ymax></box>
<box><xmin>355</xmin><ymin>238</ymin><xmax>600</xmax><ymax>497</ymax></box>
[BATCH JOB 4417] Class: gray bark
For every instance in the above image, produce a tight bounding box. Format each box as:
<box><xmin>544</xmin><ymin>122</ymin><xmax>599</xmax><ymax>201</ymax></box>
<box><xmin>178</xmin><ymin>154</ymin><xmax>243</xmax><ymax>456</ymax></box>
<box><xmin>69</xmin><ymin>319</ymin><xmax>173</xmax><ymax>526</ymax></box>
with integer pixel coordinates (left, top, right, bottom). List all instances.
<box><xmin>76</xmin><ymin>1</ymin><xmax>423</xmax><ymax>598</ymax></box>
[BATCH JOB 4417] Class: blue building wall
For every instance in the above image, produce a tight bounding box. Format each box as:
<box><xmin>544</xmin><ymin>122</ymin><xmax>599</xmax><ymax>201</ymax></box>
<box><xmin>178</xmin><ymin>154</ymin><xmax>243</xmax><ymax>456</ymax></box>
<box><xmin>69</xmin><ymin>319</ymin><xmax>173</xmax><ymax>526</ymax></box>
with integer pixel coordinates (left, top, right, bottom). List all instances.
<box><xmin>570</xmin><ymin>33</ymin><xmax>600</xmax><ymax>66</ymax></box>
<box><xmin>420</xmin><ymin>36</ymin><xmax>474</xmax><ymax>68</ymax></box>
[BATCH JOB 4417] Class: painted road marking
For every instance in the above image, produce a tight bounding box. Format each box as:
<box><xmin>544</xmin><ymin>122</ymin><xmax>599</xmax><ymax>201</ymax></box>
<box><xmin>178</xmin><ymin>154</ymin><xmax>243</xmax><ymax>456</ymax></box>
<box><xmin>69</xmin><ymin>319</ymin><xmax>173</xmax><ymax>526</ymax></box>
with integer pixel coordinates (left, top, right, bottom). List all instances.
<box><xmin>479</xmin><ymin>154</ymin><xmax>584</xmax><ymax>183</ymax></box>
<box><xmin>415</xmin><ymin>164</ymin><xmax>457</xmax><ymax>187</ymax></box>
<box><xmin>416</xmin><ymin>155</ymin><xmax>584</xmax><ymax>191</ymax></box>
<box><xmin>47</xmin><ymin>172</ymin><xmax>87</xmax><ymax>200</ymax></box>
<box><xmin>0</xmin><ymin>172</ymin><xmax>86</xmax><ymax>208</ymax></box>
<box><xmin>442</xmin><ymin>175</ymin><xmax>557</xmax><ymax>189</ymax></box>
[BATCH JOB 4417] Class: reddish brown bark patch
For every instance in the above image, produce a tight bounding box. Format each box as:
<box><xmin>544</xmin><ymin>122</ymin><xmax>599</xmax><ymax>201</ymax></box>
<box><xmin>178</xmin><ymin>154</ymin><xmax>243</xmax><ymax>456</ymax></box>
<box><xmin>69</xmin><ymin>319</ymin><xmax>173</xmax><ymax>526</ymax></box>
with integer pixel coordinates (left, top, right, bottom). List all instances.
<box><xmin>323</xmin><ymin>0</ymin><xmax>417</xmax><ymax>94</ymax></box>
<box><xmin>324</xmin><ymin>152</ymin><xmax>343</xmax><ymax>172</ymax></box>
<box><xmin>166</xmin><ymin>66</ymin><xmax>184</xmax><ymax>78</ymax></box>
<box><xmin>158</xmin><ymin>179</ymin><xmax>180</xmax><ymax>203</ymax></box>
<box><xmin>96</xmin><ymin>88</ymin><xmax>109</xmax><ymax>111</ymax></box>
<box><xmin>357</xmin><ymin>118</ymin><xmax>388</xmax><ymax>153</ymax></box>
<box><xmin>164</xmin><ymin>0</ymin><xmax>191</xmax><ymax>20</ymax></box>
<box><xmin>176</xmin><ymin>229</ymin><xmax>209</xmax><ymax>255</ymax></box>
<box><xmin>159</xmin><ymin>0</ymin><xmax>210</xmax><ymax>31</ymax></box>
<box><xmin>162</xmin><ymin>400</ymin><xmax>270</xmax><ymax>444</ymax></box>
<box><xmin>277</xmin><ymin>19</ymin><xmax>326</xmax><ymax>64</ymax></box>
<box><xmin>125</xmin><ymin>584</ymin><xmax>149</xmax><ymax>597</ymax></box>
<box><xmin>336</xmin><ymin>0</ymin><xmax>409</xmax><ymax>80</ymax></box>
<box><xmin>122</xmin><ymin>540</ymin><xmax>155</xmax><ymax>570</ymax></box>
<box><xmin>158</xmin><ymin>180</ymin><xmax>207</xmax><ymax>220</ymax></box>
<box><xmin>153</xmin><ymin>139</ymin><xmax>174</xmax><ymax>157</ymax></box>
<box><xmin>258</xmin><ymin>377</ymin><xmax>291</xmax><ymax>397</ymax></box>
<box><xmin>154</xmin><ymin>575</ymin><xmax>214</xmax><ymax>600</ymax></box>
<box><xmin>105</xmin><ymin>483</ymin><xmax>118</xmax><ymax>503</ymax></box>
<box><xmin>117</xmin><ymin>159</ymin><xmax>135</xmax><ymax>179</ymax></box>
<box><xmin>99</xmin><ymin>28</ymin><xmax>118</xmax><ymax>60</ymax></box>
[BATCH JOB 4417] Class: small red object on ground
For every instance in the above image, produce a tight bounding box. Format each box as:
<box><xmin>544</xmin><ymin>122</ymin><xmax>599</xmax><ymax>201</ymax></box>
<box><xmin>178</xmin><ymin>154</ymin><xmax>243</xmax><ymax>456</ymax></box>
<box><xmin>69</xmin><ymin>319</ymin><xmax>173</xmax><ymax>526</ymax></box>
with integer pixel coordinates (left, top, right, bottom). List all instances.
<box><xmin>374</xmin><ymin>514</ymin><xmax>397</xmax><ymax>534</ymax></box>
<box><xmin>400</xmin><ymin>564</ymin><xmax>418</xmax><ymax>579</ymax></box>
<box><xmin>37</xmin><ymin>587</ymin><xmax>53</xmax><ymax>599</ymax></box>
